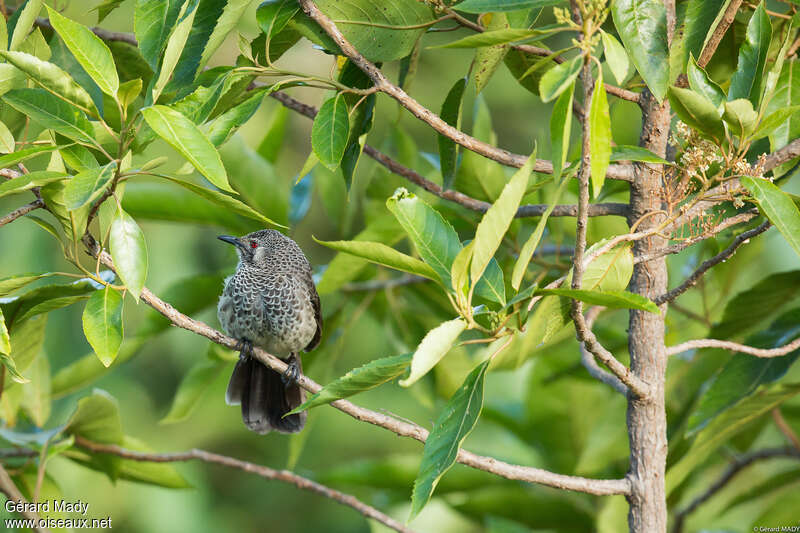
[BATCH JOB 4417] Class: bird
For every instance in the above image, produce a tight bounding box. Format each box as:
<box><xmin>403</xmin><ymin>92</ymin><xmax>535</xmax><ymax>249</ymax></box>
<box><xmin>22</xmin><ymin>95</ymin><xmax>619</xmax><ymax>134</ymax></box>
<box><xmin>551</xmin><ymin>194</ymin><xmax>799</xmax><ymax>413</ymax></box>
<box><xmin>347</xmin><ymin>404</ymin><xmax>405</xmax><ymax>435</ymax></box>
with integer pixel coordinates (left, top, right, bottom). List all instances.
<box><xmin>217</xmin><ymin>229</ymin><xmax>321</xmax><ymax>434</ymax></box>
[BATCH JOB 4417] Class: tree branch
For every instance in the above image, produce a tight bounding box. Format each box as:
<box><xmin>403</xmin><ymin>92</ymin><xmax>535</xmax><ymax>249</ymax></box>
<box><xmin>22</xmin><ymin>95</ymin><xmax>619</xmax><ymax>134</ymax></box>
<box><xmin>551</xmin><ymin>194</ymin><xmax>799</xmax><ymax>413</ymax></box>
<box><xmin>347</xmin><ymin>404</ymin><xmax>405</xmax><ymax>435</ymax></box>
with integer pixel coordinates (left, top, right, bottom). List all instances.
<box><xmin>82</xmin><ymin>239</ymin><xmax>630</xmax><ymax>497</ymax></box>
<box><xmin>579</xmin><ymin>307</ymin><xmax>629</xmax><ymax>395</ymax></box>
<box><xmin>666</xmin><ymin>336</ymin><xmax>800</xmax><ymax>357</ymax></box>
<box><xmin>654</xmin><ymin>221</ymin><xmax>771</xmax><ymax>305</ymax></box>
<box><xmin>270</xmin><ymin>91</ymin><xmax>629</xmax><ymax>218</ymax></box>
<box><xmin>0</xmin><ymin>463</ymin><xmax>50</xmax><ymax>533</ymax></box>
<box><xmin>0</xmin><ymin>199</ymin><xmax>44</xmax><ymax>228</ymax></box>
<box><xmin>71</xmin><ymin>436</ymin><xmax>413</xmax><ymax>533</ymax></box>
<box><xmin>295</xmin><ymin>0</ymin><xmax>634</xmax><ymax>181</ymax></box>
<box><xmin>671</xmin><ymin>447</ymin><xmax>800</xmax><ymax>533</ymax></box>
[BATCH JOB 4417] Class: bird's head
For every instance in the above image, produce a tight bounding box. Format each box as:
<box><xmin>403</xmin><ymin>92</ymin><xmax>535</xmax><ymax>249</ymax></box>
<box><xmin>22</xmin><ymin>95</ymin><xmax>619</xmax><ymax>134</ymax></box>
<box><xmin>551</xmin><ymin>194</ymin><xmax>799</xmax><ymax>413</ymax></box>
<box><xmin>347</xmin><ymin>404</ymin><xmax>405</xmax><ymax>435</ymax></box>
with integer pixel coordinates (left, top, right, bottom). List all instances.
<box><xmin>218</xmin><ymin>229</ymin><xmax>288</xmax><ymax>267</ymax></box>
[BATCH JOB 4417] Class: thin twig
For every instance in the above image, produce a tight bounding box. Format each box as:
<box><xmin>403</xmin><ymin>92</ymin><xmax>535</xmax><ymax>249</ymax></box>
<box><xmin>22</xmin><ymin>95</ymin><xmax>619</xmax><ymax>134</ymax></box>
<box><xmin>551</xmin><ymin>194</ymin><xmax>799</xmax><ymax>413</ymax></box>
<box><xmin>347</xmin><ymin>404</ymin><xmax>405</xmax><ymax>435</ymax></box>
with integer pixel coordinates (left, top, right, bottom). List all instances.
<box><xmin>0</xmin><ymin>199</ymin><xmax>44</xmax><ymax>227</ymax></box>
<box><xmin>0</xmin><ymin>463</ymin><xmax>50</xmax><ymax>533</ymax></box>
<box><xmin>772</xmin><ymin>408</ymin><xmax>800</xmax><ymax>450</ymax></box>
<box><xmin>654</xmin><ymin>221</ymin><xmax>771</xmax><ymax>304</ymax></box>
<box><xmin>580</xmin><ymin>307</ymin><xmax>628</xmax><ymax>395</ymax></box>
<box><xmin>72</xmin><ymin>436</ymin><xmax>413</xmax><ymax>533</ymax></box>
<box><xmin>82</xmin><ymin>237</ymin><xmax>630</xmax><ymax>496</ymax></box>
<box><xmin>666</xmin><ymin>336</ymin><xmax>800</xmax><ymax>357</ymax></box>
<box><xmin>671</xmin><ymin>447</ymin><xmax>800</xmax><ymax>533</ymax></box>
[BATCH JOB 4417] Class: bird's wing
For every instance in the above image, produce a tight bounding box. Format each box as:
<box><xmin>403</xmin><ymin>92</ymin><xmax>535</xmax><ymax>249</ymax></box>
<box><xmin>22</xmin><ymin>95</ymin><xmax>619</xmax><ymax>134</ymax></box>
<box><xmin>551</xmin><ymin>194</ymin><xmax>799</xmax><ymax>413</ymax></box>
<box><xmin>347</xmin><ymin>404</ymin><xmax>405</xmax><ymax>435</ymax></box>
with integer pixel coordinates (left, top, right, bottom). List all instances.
<box><xmin>304</xmin><ymin>276</ymin><xmax>322</xmax><ymax>352</ymax></box>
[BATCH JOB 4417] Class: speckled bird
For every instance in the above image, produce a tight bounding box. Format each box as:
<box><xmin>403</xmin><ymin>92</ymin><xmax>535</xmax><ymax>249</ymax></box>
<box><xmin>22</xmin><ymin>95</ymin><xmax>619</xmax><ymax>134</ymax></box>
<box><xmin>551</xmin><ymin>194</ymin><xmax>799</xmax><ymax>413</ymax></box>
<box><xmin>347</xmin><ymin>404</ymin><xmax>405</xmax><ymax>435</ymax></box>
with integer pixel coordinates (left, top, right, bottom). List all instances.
<box><xmin>217</xmin><ymin>229</ymin><xmax>321</xmax><ymax>434</ymax></box>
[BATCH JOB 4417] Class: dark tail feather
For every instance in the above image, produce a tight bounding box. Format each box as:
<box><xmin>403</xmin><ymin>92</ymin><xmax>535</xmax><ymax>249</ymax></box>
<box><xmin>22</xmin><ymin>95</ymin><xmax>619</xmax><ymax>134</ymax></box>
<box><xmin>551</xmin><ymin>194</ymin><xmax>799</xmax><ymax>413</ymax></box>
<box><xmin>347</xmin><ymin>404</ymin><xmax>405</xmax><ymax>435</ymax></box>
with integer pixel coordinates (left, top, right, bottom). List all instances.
<box><xmin>226</xmin><ymin>356</ymin><xmax>306</xmax><ymax>434</ymax></box>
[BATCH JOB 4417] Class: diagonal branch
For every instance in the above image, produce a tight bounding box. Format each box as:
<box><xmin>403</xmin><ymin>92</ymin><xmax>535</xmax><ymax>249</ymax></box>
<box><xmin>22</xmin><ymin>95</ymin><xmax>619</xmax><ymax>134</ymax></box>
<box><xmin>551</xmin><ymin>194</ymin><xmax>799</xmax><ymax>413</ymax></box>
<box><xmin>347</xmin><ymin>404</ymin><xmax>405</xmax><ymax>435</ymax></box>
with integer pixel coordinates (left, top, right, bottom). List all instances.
<box><xmin>0</xmin><ymin>463</ymin><xmax>50</xmax><ymax>533</ymax></box>
<box><xmin>296</xmin><ymin>0</ymin><xmax>634</xmax><ymax>181</ymax></box>
<box><xmin>0</xmin><ymin>199</ymin><xmax>44</xmax><ymax>228</ymax></box>
<box><xmin>666</xmin><ymin>336</ymin><xmax>800</xmax><ymax>357</ymax></box>
<box><xmin>72</xmin><ymin>436</ymin><xmax>413</xmax><ymax>533</ymax></box>
<box><xmin>654</xmin><ymin>221</ymin><xmax>771</xmax><ymax>304</ymax></box>
<box><xmin>83</xmin><ymin>238</ymin><xmax>630</xmax><ymax>497</ymax></box>
<box><xmin>579</xmin><ymin>307</ymin><xmax>629</xmax><ymax>395</ymax></box>
<box><xmin>671</xmin><ymin>447</ymin><xmax>800</xmax><ymax>533</ymax></box>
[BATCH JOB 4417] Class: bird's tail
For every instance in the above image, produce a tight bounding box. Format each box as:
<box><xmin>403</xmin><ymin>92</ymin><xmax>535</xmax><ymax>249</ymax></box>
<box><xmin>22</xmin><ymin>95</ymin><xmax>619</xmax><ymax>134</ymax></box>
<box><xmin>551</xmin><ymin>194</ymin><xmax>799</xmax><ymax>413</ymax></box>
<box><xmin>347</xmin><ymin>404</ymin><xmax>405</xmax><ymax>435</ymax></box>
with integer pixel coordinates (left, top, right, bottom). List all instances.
<box><xmin>225</xmin><ymin>355</ymin><xmax>307</xmax><ymax>434</ymax></box>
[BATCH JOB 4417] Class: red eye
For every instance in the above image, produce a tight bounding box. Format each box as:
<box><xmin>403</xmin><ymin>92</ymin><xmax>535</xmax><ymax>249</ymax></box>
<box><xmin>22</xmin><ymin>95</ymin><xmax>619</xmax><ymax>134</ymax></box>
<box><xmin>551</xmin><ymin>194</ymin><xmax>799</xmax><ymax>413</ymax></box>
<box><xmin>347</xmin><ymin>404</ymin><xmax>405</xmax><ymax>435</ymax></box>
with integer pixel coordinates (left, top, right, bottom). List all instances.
<box><xmin>250</xmin><ymin>241</ymin><xmax>257</xmax><ymax>249</ymax></box>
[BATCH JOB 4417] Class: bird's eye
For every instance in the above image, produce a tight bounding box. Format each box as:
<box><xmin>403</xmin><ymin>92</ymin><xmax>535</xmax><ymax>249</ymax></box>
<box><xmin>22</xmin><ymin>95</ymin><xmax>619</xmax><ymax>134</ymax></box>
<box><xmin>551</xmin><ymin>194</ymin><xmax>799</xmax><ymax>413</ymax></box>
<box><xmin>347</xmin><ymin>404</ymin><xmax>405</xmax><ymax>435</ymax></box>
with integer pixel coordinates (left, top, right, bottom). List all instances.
<box><xmin>250</xmin><ymin>241</ymin><xmax>257</xmax><ymax>249</ymax></box>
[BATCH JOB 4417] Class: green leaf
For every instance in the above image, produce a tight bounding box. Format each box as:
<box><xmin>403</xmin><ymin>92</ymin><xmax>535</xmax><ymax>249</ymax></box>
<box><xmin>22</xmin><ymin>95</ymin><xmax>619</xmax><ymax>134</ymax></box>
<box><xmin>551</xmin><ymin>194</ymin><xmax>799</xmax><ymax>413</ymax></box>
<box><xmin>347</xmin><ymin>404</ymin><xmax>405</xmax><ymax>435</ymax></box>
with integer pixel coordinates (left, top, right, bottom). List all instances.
<box><xmin>0</xmin><ymin>145</ymin><xmax>60</xmax><ymax>169</ymax></box>
<box><xmin>291</xmin><ymin>0</ymin><xmax>435</xmax><ymax>63</ymax></box>
<box><xmin>742</xmin><ymin>176</ymin><xmax>800</xmax><ymax>258</ymax></box>
<box><xmin>1</xmin><ymin>280</ymin><xmax>98</xmax><ymax>326</ymax></box>
<box><xmin>113</xmin><ymin>435</ymin><xmax>192</xmax><ymax>488</ymax></box>
<box><xmin>760</xmin><ymin>21</ymin><xmax>793</xmax><ymax>110</ymax></box>
<box><xmin>474</xmin><ymin>258</ymin><xmax>506</xmax><ymax>305</ymax></box>
<box><xmin>20</xmin><ymin>354</ymin><xmax>50</xmax><ymax>427</ymax></box>
<box><xmin>439</xmin><ymin>77</ymin><xmax>468</xmax><ymax>190</ymax></box>
<box><xmin>511</xmin><ymin>178</ymin><xmax>569</xmax><ymax>289</ymax></box>
<box><xmin>0</xmin><ymin>307</ymin><xmax>10</xmax><ymax>356</ymax></box>
<box><xmin>52</xmin><ymin>337</ymin><xmax>146</xmax><ymax>399</ymax></box>
<box><xmin>687</xmin><ymin>53</ymin><xmax>724</xmax><ymax>110</ymax></box>
<box><xmin>0</xmin><ymin>51</ymin><xmax>96</xmax><ymax>114</ymax></box>
<box><xmin>0</xmin><ymin>120</ymin><xmax>13</xmax><ymax>153</ymax></box>
<box><xmin>141</xmin><ymin>105</ymin><xmax>233</xmax><ymax>192</ymax></box>
<box><xmin>601</xmin><ymin>31</ymin><xmax>629</xmax><ymax>85</ymax></box>
<box><xmin>435</xmin><ymin>29</ymin><xmax>537</xmax><ymax>49</ymax></box>
<box><xmin>151</xmin><ymin>0</ymin><xmax>198</xmax><ymax>102</ymax></box>
<box><xmin>471</xmin><ymin>149</ymin><xmax>536</xmax><ymax>285</ymax></box>
<box><xmin>8</xmin><ymin>0</ymin><xmax>43</xmax><ymax>52</ymax></box>
<box><xmin>94</xmin><ymin>0</ymin><xmax>126</xmax><ymax>23</ymax></box>
<box><xmin>386</xmin><ymin>189</ymin><xmax>462</xmax><ymax>290</ymax></box>
<box><xmin>257</xmin><ymin>104</ymin><xmax>288</xmax><ymax>164</ymax></box>
<box><xmin>1</xmin><ymin>88</ymin><xmax>95</xmax><ymax>144</ymax></box>
<box><xmin>257</xmin><ymin>0</ymin><xmax>299</xmax><ymax>41</ymax></box>
<box><xmin>550</xmin><ymin>81</ymin><xmax>574</xmax><ymax>183</ymax></box>
<box><xmin>64</xmin><ymin>389</ymin><xmax>123</xmax><ymax>478</ymax></box>
<box><xmin>609</xmin><ymin>145</ymin><xmax>670</xmax><ymax>164</ymax></box>
<box><xmin>666</xmin><ymin>384</ymin><xmax>800</xmax><ymax>494</ymax></box>
<box><xmin>160</xmin><ymin>360</ymin><xmax>225</xmax><ymax>424</ymax></box>
<box><xmin>82</xmin><ymin>287</ymin><xmax>124</xmax><ymax>368</ymax></box>
<box><xmin>724</xmin><ymin>467</ymin><xmax>800</xmax><ymax>512</ymax></box>
<box><xmin>589</xmin><ymin>75</ymin><xmax>611</xmax><ymax>197</ymax></box>
<box><xmin>63</xmin><ymin>162</ymin><xmax>117</xmax><ymax>211</ymax></box>
<box><xmin>109</xmin><ymin>209</ymin><xmax>148</xmax><ymax>301</ymax></box>
<box><xmin>0</xmin><ymin>314</ymin><xmax>46</xmax><ymax>385</ymax></box>
<box><xmin>752</xmin><ymin>105</ymin><xmax>800</xmax><ymax>141</ymax></box>
<box><xmin>679</xmin><ymin>0</ymin><xmax>727</xmax><ymax>73</ymax></box>
<box><xmin>474</xmin><ymin>13</ymin><xmax>511</xmax><ymax>94</ymax></box>
<box><xmin>289</xmin><ymin>353</ymin><xmax>412</xmax><ymax>414</ymax></box>
<box><xmin>410</xmin><ymin>359</ymin><xmax>489</xmax><ymax>518</ymax></box>
<box><xmin>0</xmin><ymin>273</ymin><xmax>58</xmax><ymax>297</ymax></box>
<box><xmin>400</xmin><ymin>319</ymin><xmax>467</xmax><ymax>388</ymax></box>
<box><xmin>45</xmin><ymin>7</ymin><xmax>119</xmax><ymax>98</ymax></box>
<box><xmin>723</xmin><ymin>98</ymin><xmax>758</xmax><ymax>139</ymax></box>
<box><xmin>728</xmin><ymin>2</ymin><xmax>771</xmax><ymax>105</ymax></box>
<box><xmin>454</xmin><ymin>0</ymin><xmax>561</xmax><ymax>12</ymax></box>
<box><xmin>118</xmin><ymin>78</ymin><xmax>143</xmax><ymax>111</ymax></box>
<box><xmin>688</xmin><ymin>308</ymin><xmax>800</xmax><ymax>435</ymax></box>
<box><xmin>536</xmin><ymin>288</ymin><xmax>659</xmax><ymax>313</ymax></box>
<box><xmin>667</xmin><ymin>86</ymin><xmax>725</xmax><ymax>143</ymax></box>
<box><xmin>134</xmin><ymin>0</ymin><xmax>183</xmax><ymax>70</ymax></box>
<box><xmin>612</xmin><ymin>0</ymin><xmax>669</xmax><ymax>102</ymax></box>
<box><xmin>314</xmin><ymin>238</ymin><xmax>439</xmax><ymax>282</ymax></box>
<box><xmin>539</xmin><ymin>55</ymin><xmax>581</xmax><ymax>103</ymax></box>
<box><xmin>0</xmin><ymin>171</ymin><xmax>66</xmax><ymax>199</ymax></box>
<box><xmin>206</xmin><ymin>88</ymin><xmax>268</xmax><ymax>147</ymax></box>
<box><xmin>311</xmin><ymin>93</ymin><xmax>350</xmax><ymax>169</ymax></box>
<box><xmin>196</xmin><ymin>0</ymin><xmax>251</xmax><ymax>76</ymax></box>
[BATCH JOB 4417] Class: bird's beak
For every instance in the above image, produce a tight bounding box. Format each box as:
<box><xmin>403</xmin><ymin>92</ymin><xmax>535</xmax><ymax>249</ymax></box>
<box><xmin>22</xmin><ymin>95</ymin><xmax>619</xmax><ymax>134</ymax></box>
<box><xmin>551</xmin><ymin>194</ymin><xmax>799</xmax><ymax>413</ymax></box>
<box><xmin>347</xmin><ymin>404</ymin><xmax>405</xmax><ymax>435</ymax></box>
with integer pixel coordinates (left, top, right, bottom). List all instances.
<box><xmin>218</xmin><ymin>235</ymin><xmax>246</xmax><ymax>252</ymax></box>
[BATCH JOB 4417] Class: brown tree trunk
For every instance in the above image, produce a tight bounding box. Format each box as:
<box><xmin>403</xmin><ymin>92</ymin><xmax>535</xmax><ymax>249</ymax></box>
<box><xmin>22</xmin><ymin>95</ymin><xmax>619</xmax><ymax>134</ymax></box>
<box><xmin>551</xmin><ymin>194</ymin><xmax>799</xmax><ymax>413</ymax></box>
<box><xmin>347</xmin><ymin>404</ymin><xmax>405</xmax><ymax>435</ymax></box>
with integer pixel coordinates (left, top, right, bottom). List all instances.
<box><xmin>626</xmin><ymin>89</ymin><xmax>671</xmax><ymax>532</ymax></box>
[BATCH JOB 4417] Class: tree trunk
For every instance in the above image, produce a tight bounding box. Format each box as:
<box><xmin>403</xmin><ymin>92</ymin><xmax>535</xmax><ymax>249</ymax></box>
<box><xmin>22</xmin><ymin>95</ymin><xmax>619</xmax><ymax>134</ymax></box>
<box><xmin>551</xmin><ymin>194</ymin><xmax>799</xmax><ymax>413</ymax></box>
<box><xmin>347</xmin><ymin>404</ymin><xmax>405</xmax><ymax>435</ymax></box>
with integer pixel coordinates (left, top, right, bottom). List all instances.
<box><xmin>626</xmin><ymin>89</ymin><xmax>670</xmax><ymax>532</ymax></box>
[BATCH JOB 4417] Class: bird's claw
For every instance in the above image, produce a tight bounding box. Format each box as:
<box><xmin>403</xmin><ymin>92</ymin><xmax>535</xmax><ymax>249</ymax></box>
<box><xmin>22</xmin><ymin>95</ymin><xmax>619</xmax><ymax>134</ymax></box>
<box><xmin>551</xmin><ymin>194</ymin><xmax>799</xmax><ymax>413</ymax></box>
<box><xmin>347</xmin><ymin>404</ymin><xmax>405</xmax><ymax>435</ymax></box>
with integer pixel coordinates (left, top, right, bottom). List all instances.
<box><xmin>282</xmin><ymin>355</ymin><xmax>300</xmax><ymax>385</ymax></box>
<box><xmin>235</xmin><ymin>338</ymin><xmax>253</xmax><ymax>360</ymax></box>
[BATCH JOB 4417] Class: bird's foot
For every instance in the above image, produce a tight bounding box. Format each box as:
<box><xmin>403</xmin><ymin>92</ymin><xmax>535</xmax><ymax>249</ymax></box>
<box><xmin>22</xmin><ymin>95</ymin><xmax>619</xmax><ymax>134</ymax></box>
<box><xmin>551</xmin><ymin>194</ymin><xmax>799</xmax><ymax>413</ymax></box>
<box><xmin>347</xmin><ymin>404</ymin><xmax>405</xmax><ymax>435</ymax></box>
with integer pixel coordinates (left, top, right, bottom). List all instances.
<box><xmin>282</xmin><ymin>354</ymin><xmax>300</xmax><ymax>385</ymax></box>
<box><xmin>235</xmin><ymin>338</ymin><xmax>253</xmax><ymax>361</ymax></box>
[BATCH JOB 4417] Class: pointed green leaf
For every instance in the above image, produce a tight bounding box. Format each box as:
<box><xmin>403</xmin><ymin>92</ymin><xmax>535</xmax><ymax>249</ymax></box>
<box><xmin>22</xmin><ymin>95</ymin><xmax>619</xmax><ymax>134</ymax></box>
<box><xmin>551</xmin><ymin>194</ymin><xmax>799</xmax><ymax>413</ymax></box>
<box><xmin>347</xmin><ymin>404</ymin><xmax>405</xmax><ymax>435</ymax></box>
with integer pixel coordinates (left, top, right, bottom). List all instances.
<box><xmin>0</xmin><ymin>120</ymin><xmax>13</xmax><ymax>153</ymax></box>
<box><xmin>0</xmin><ymin>273</ymin><xmax>58</xmax><ymax>297</ymax></box>
<box><xmin>386</xmin><ymin>189</ymin><xmax>462</xmax><ymax>289</ymax></box>
<box><xmin>589</xmin><ymin>75</ymin><xmax>611</xmax><ymax>197</ymax></box>
<box><xmin>0</xmin><ymin>171</ymin><xmax>66</xmax><ymax>199</ymax></box>
<box><xmin>687</xmin><ymin>53</ymin><xmax>724</xmax><ymax>110</ymax></box>
<box><xmin>474</xmin><ymin>257</ymin><xmax>505</xmax><ymax>305</ymax></box>
<box><xmin>112</xmin><ymin>435</ymin><xmax>192</xmax><ymax>488</ymax></box>
<box><xmin>311</xmin><ymin>93</ymin><xmax>350</xmax><ymax>169</ymax></box>
<box><xmin>454</xmin><ymin>0</ymin><xmax>561</xmax><ymax>12</ymax></box>
<box><xmin>45</xmin><ymin>7</ymin><xmax>118</xmax><ymax>97</ymax></box>
<box><xmin>289</xmin><ymin>353</ymin><xmax>413</xmax><ymax>414</ymax></box>
<box><xmin>160</xmin><ymin>360</ymin><xmax>225</xmax><ymax>424</ymax></box>
<box><xmin>723</xmin><ymin>98</ymin><xmax>758</xmax><ymax>139</ymax></box>
<box><xmin>539</xmin><ymin>55</ymin><xmax>581</xmax><ymax>103</ymax></box>
<box><xmin>2</xmin><ymin>88</ymin><xmax>95</xmax><ymax>144</ymax></box>
<box><xmin>8</xmin><ymin>0</ymin><xmax>43</xmax><ymax>52</ymax></box>
<box><xmin>612</xmin><ymin>0</ymin><xmax>669</xmax><ymax>101</ymax></box>
<box><xmin>0</xmin><ymin>145</ymin><xmax>60</xmax><ymax>169</ymax></box>
<box><xmin>82</xmin><ymin>287</ymin><xmax>124</xmax><ymax>367</ymax></box>
<box><xmin>728</xmin><ymin>2</ymin><xmax>771</xmax><ymax>105</ymax></box>
<box><xmin>741</xmin><ymin>176</ymin><xmax>800</xmax><ymax>258</ymax></box>
<box><xmin>206</xmin><ymin>88</ymin><xmax>268</xmax><ymax>147</ymax></box>
<box><xmin>410</xmin><ymin>359</ymin><xmax>489</xmax><ymax>518</ymax></box>
<box><xmin>667</xmin><ymin>86</ymin><xmax>725</xmax><ymax>143</ymax></box>
<box><xmin>474</xmin><ymin>13</ymin><xmax>510</xmax><ymax>94</ymax></box>
<box><xmin>0</xmin><ymin>307</ymin><xmax>10</xmax><ymax>356</ymax></box>
<box><xmin>151</xmin><ymin>0</ymin><xmax>198</xmax><ymax>102</ymax></box>
<box><xmin>64</xmin><ymin>389</ymin><xmax>123</xmax><ymax>478</ymax></box>
<box><xmin>142</xmin><ymin>105</ymin><xmax>233</xmax><ymax>192</ymax></box>
<box><xmin>399</xmin><ymin>318</ymin><xmax>467</xmax><ymax>387</ymax></box>
<box><xmin>550</xmin><ymin>81</ymin><xmax>574</xmax><ymax>183</ymax></box>
<box><xmin>257</xmin><ymin>0</ymin><xmax>299</xmax><ymax>41</ymax></box>
<box><xmin>439</xmin><ymin>77</ymin><xmax>468</xmax><ymax>190</ymax></box>
<box><xmin>610</xmin><ymin>145</ymin><xmax>670</xmax><ymax>164</ymax></box>
<box><xmin>434</xmin><ymin>28</ymin><xmax>537</xmax><ymax>49</ymax></box>
<box><xmin>752</xmin><ymin>105</ymin><xmax>800</xmax><ymax>141</ymax></box>
<box><xmin>20</xmin><ymin>354</ymin><xmax>50</xmax><ymax>427</ymax></box>
<box><xmin>536</xmin><ymin>288</ymin><xmax>659</xmax><ymax>313</ymax></box>
<box><xmin>471</xmin><ymin>149</ymin><xmax>536</xmax><ymax>285</ymax></box>
<box><xmin>601</xmin><ymin>31</ymin><xmax>629</xmax><ymax>85</ymax></box>
<box><xmin>314</xmin><ymin>238</ymin><xmax>439</xmax><ymax>282</ymax></box>
<box><xmin>63</xmin><ymin>162</ymin><xmax>117</xmax><ymax>211</ymax></box>
<box><xmin>134</xmin><ymin>0</ymin><xmax>183</xmax><ymax>70</ymax></box>
<box><xmin>109</xmin><ymin>209</ymin><xmax>148</xmax><ymax>301</ymax></box>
